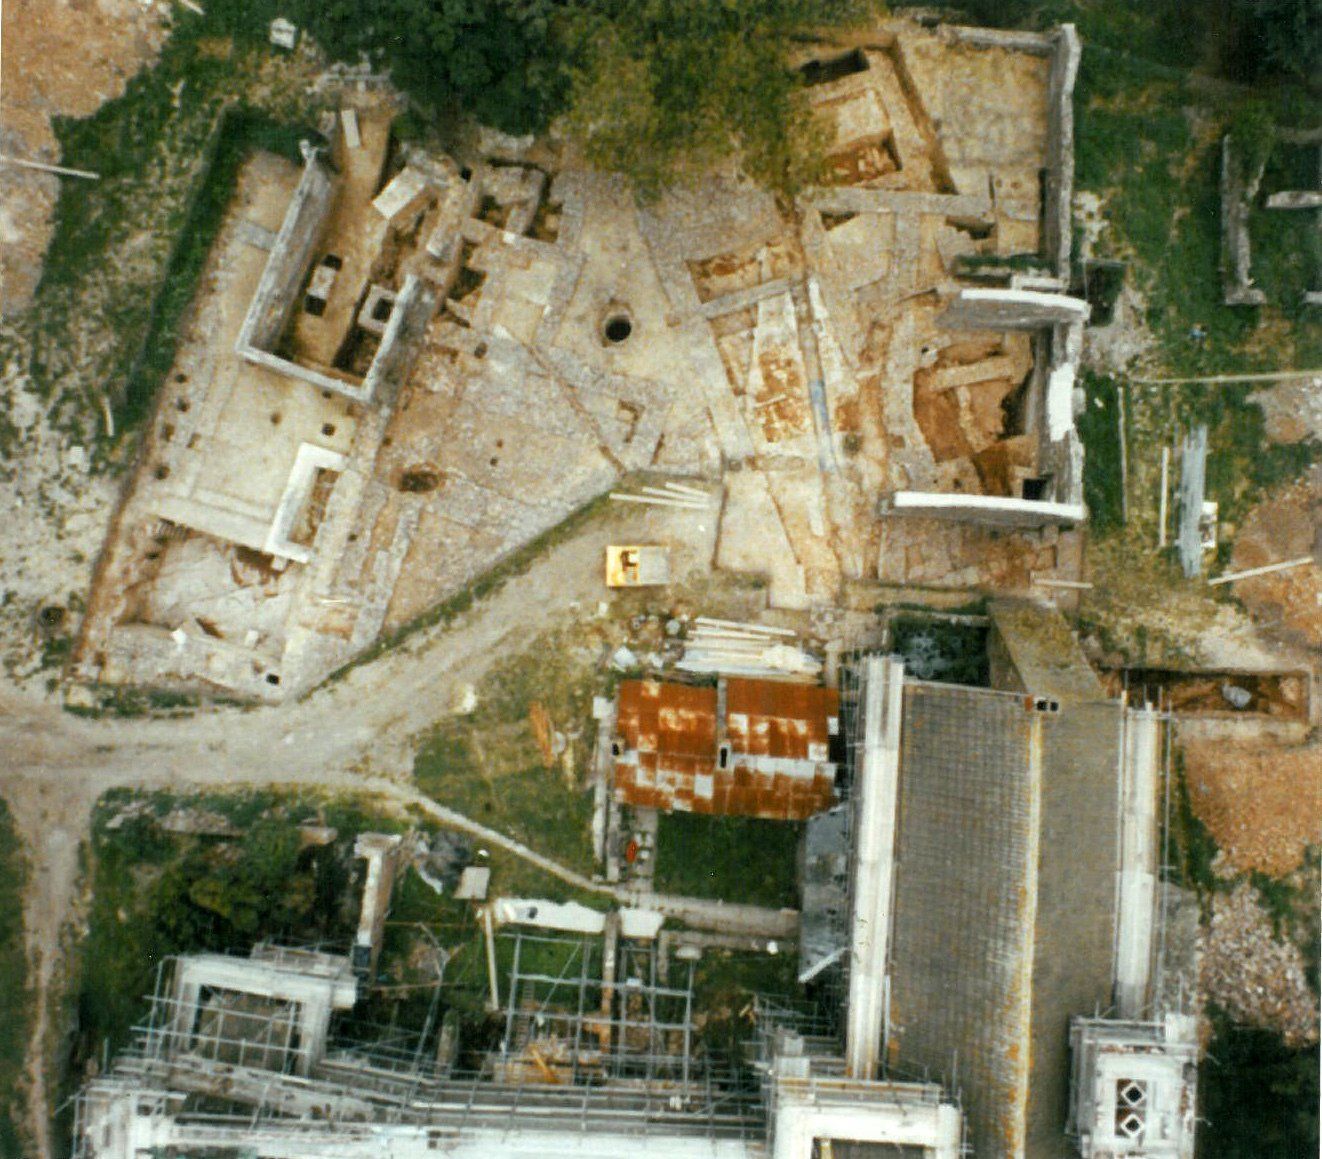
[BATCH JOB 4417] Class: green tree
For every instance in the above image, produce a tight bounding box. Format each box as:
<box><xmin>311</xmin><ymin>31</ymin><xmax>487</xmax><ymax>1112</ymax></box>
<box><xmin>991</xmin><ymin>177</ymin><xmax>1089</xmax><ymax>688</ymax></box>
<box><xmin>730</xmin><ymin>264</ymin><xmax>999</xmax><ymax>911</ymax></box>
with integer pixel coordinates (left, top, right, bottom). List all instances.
<box><xmin>1224</xmin><ymin>0</ymin><xmax>1321</xmax><ymax>86</ymax></box>
<box><xmin>562</xmin><ymin>0</ymin><xmax>881</xmax><ymax>196</ymax></box>
<box><xmin>297</xmin><ymin>0</ymin><xmax>882</xmax><ymax>195</ymax></box>
<box><xmin>296</xmin><ymin>0</ymin><xmax>565</xmax><ymax>134</ymax></box>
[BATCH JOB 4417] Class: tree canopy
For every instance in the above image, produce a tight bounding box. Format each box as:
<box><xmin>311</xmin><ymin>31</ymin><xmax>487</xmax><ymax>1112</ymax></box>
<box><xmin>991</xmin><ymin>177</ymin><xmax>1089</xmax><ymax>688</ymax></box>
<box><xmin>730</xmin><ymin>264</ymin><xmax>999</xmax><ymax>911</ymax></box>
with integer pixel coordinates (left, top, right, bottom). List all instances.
<box><xmin>293</xmin><ymin>0</ymin><xmax>882</xmax><ymax>194</ymax></box>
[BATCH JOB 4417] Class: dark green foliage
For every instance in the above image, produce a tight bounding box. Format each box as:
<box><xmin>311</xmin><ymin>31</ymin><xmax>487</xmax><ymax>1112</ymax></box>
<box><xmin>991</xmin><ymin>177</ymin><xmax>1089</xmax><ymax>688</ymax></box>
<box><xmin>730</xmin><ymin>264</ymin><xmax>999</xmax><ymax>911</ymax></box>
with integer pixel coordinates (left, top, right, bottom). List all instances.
<box><xmin>1199</xmin><ymin>1007</ymin><xmax>1320</xmax><ymax>1158</ymax></box>
<box><xmin>1216</xmin><ymin>0</ymin><xmax>1320</xmax><ymax>87</ymax></box>
<box><xmin>889</xmin><ymin>615</ymin><xmax>989</xmax><ymax>686</ymax></box>
<box><xmin>293</xmin><ymin>0</ymin><xmax>880</xmax><ymax>194</ymax></box>
<box><xmin>293</xmin><ymin>0</ymin><xmax>564</xmax><ymax>135</ymax></box>
<box><xmin>653</xmin><ymin>813</ymin><xmax>801</xmax><ymax>909</ymax></box>
<box><xmin>78</xmin><ymin>795</ymin><xmax>354</xmax><ymax>1058</ymax></box>
<box><xmin>897</xmin><ymin>0</ymin><xmax>1318</xmax><ymax>82</ymax></box>
<box><xmin>0</xmin><ymin>802</ymin><xmax>30</xmax><ymax>1158</ymax></box>
<box><xmin>1076</xmin><ymin>372</ymin><xmax>1124</xmax><ymax>531</ymax></box>
<box><xmin>562</xmin><ymin>1</ymin><xmax>878</xmax><ymax>195</ymax></box>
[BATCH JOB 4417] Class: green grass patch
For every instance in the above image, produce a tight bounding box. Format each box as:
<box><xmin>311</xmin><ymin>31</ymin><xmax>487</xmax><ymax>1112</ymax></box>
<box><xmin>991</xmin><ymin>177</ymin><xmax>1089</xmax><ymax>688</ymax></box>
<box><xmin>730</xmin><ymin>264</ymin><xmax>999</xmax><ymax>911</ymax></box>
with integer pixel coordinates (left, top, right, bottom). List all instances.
<box><xmin>1075</xmin><ymin>49</ymin><xmax>1320</xmax><ymax>377</ymax></box>
<box><xmin>412</xmin><ymin>625</ymin><xmax>603</xmax><ymax>874</ymax></box>
<box><xmin>1170</xmin><ymin>753</ymin><xmax>1221</xmax><ymax>901</ymax></box>
<box><xmin>0</xmin><ymin>801</ymin><xmax>31</xmax><ymax>1158</ymax></box>
<box><xmin>3</xmin><ymin>15</ymin><xmax>325</xmax><ymax>465</ymax></box>
<box><xmin>1072</xmin><ymin>47</ymin><xmax>1318</xmax><ymax>599</ymax></box>
<box><xmin>116</xmin><ymin>108</ymin><xmax>314</xmax><ymax>431</ymax></box>
<box><xmin>1076</xmin><ymin>371</ymin><xmax>1126</xmax><ymax>531</ymax></box>
<box><xmin>653</xmin><ymin>813</ymin><xmax>801</xmax><ymax>909</ymax></box>
<box><xmin>1183</xmin><ymin>382</ymin><xmax>1320</xmax><ymax>530</ymax></box>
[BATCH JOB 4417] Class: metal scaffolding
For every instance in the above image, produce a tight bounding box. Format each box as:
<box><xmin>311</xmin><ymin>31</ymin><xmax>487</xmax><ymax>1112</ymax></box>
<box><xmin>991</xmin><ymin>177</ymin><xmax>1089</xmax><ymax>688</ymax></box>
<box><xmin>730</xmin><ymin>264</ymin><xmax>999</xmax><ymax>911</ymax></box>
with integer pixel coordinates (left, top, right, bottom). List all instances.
<box><xmin>495</xmin><ymin>930</ymin><xmax>702</xmax><ymax>1090</ymax></box>
<box><xmin>73</xmin><ymin>940</ymin><xmax>768</xmax><ymax>1159</ymax></box>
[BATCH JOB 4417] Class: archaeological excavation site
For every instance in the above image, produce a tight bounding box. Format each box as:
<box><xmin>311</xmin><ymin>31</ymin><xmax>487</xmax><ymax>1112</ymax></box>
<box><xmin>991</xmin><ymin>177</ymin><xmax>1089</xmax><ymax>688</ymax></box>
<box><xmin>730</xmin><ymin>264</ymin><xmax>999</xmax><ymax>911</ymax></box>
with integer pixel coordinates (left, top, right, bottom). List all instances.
<box><xmin>71</xmin><ymin>19</ymin><xmax>1092</xmax><ymax>704</ymax></box>
<box><xmin>1</xmin><ymin>4</ymin><xmax>1317</xmax><ymax>1159</ymax></box>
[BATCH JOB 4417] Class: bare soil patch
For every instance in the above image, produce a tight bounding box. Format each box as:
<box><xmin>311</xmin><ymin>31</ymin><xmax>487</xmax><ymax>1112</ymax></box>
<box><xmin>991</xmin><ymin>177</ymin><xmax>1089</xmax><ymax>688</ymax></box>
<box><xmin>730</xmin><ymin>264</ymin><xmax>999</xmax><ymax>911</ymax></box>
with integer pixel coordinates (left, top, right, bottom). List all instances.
<box><xmin>0</xmin><ymin>0</ymin><xmax>168</xmax><ymax>312</ymax></box>
<box><xmin>1184</xmin><ymin>738</ymin><xmax>1322</xmax><ymax>876</ymax></box>
<box><xmin>1227</xmin><ymin>466</ymin><xmax>1322</xmax><ymax>650</ymax></box>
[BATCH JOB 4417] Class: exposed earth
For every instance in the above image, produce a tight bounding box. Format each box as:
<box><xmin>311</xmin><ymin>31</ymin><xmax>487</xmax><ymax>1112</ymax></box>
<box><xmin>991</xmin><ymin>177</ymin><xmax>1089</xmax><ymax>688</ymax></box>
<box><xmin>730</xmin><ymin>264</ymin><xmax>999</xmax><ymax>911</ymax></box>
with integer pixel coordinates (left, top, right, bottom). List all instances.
<box><xmin>1183</xmin><ymin>738</ymin><xmax>1322</xmax><ymax>877</ymax></box>
<box><xmin>0</xmin><ymin>0</ymin><xmax>168</xmax><ymax>313</ymax></box>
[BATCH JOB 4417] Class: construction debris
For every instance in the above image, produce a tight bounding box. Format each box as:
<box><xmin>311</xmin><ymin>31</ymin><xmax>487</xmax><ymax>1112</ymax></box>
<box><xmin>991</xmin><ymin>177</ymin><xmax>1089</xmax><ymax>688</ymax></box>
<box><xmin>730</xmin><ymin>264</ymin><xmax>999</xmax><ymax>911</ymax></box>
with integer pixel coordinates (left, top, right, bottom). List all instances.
<box><xmin>608</xmin><ymin>483</ymin><xmax>713</xmax><ymax>511</ymax></box>
<box><xmin>679</xmin><ymin>619</ymin><xmax>820</xmax><ymax>678</ymax></box>
<box><xmin>269</xmin><ymin>16</ymin><xmax>298</xmax><ymax>49</ymax></box>
<box><xmin>1200</xmin><ymin>884</ymin><xmax>1319</xmax><ymax>1046</ymax></box>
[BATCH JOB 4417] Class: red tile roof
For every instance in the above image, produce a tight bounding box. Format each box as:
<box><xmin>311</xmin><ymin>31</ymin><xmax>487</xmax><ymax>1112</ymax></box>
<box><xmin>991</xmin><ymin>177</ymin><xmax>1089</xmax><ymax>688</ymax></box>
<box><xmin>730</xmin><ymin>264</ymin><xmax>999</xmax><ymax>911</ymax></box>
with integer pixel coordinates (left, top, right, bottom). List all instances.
<box><xmin>613</xmin><ymin>678</ymin><xmax>839</xmax><ymax>821</ymax></box>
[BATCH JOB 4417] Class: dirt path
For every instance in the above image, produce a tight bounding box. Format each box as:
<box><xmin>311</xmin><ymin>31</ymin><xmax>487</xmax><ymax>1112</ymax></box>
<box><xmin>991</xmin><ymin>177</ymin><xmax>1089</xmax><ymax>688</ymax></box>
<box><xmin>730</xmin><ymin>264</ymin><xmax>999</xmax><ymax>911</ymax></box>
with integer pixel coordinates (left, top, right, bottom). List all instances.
<box><xmin>0</xmin><ymin>499</ymin><xmax>761</xmax><ymax>1155</ymax></box>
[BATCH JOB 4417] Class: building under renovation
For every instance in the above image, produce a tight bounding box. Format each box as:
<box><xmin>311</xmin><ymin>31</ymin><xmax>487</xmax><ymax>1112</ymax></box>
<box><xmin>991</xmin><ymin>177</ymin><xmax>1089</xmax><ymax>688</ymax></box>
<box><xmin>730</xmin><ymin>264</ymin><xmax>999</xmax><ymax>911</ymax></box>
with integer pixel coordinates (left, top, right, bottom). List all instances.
<box><xmin>75</xmin><ymin>14</ymin><xmax>1092</xmax><ymax>705</ymax></box>
<box><xmin>73</xmin><ymin>601</ymin><xmax>1198</xmax><ymax>1158</ymax></box>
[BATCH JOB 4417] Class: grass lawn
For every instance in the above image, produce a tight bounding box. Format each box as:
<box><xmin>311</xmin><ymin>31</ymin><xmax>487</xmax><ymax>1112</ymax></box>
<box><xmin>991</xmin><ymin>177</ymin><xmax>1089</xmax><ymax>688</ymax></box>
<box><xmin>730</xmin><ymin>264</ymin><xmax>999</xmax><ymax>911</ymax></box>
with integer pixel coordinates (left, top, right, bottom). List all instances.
<box><xmin>0</xmin><ymin>801</ymin><xmax>30</xmax><ymax>1158</ymax></box>
<box><xmin>412</xmin><ymin>625</ymin><xmax>616</xmax><ymax>876</ymax></box>
<box><xmin>1071</xmin><ymin>47</ymin><xmax>1319</xmax><ymax>659</ymax></box>
<box><xmin>653</xmin><ymin>813</ymin><xmax>801</xmax><ymax>910</ymax></box>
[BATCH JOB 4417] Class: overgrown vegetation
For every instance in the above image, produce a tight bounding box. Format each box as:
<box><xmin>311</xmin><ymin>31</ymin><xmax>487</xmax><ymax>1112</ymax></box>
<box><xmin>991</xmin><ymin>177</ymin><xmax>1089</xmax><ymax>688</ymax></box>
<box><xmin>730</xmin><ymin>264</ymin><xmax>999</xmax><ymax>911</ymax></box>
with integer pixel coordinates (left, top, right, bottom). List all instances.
<box><xmin>1070</xmin><ymin>34</ymin><xmax>1318</xmax><ymax>667</ymax></box>
<box><xmin>5</xmin><ymin>7</ymin><xmax>326</xmax><ymax>465</ymax></box>
<box><xmin>1199</xmin><ymin>1005</ymin><xmax>1320</xmax><ymax>1159</ymax></box>
<box><xmin>1170</xmin><ymin>753</ymin><xmax>1222</xmax><ymax>902</ymax></box>
<box><xmin>118</xmin><ymin>109</ymin><xmax>316</xmax><ymax>430</ymax></box>
<box><xmin>77</xmin><ymin>790</ymin><xmax>367</xmax><ymax>1058</ymax></box>
<box><xmin>0</xmin><ymin>801</ymin><xmax>31</xmax><ymax>1159</ymax></box>
<box><xmin>897</xmin><ymin>0</ymin><xmax>1318</xmax><ymax>85</ymax></box>
<box><xmin>296</xmin><ymin>0</ymin><xmax>882</xmax><ymax>195</ymax></box>
<box><xmin>887</xmin><ymin>614</ymin><xmax>989</xmax><ymax>686</ymax></box>
<box><xmin>71</xmin><ymin>788</ymin><xmax>614</xmax><ymax>1102</ymax></box>
<box><xmin>412</xmin><ymin>625</ymin><xmax>604</xmax><ymax>874</ymax></box>
<box><xmin>653</xmin><ymin>813</ymin><xmax>801</xmax><ymax>909</ymax></box>
<box><xmin>1075</xmin><ymin>50</ymin><xmax>1320</xmax><ymax>376</ymax></box>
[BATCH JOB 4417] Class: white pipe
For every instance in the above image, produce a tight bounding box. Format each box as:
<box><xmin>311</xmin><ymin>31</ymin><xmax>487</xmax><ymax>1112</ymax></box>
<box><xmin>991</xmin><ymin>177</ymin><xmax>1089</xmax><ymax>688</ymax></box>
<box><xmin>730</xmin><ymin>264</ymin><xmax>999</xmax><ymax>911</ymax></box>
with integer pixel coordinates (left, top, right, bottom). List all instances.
<box><xmin>608</xmin><ymin>493</ymin><xmax>706</xmax><ymax>509</ymax></box>
<box><xmin>0</xmin><ymin>154</ymin><xmax>100</xmax><ymax>181</ymax></box>
<box><xmin>1131</xmin><ymin>369</ymin><xmax>1322</xmax><ymax>385</ymax></box>
<box><xmin>482</xmin><ymin>907</ymin><xmax>500</xmax><ymax>1012</ymax></box>
<box><xmin>1158</xmin><ymin>446</ymin><xmax>1170</xmax><ymax>549</ymax></box>
<box><xmin>694</xmin><ymin>616</ymin><xmax>796</xmax><ymax>637</ymax></box>
<box><xmin>661</xmin><ymin>481</ymin><xmax>710</xmax><ymax>498</ymax></box>
<box><xmin>1208</xmin><ymin>556</ymin><xmax>1314</xmax><ymax>586</ymax></box>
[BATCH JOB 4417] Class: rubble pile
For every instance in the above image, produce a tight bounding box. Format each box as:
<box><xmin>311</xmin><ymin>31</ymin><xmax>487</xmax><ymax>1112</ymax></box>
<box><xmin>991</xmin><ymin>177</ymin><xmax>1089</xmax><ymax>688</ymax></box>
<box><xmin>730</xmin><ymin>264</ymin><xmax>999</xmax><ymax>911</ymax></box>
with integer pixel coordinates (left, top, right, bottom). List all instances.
<box><xmin>1199</xmin><ymin>884</ymin><xmax>1319</xmax><ymax>1047</ymax></box>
